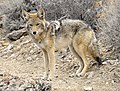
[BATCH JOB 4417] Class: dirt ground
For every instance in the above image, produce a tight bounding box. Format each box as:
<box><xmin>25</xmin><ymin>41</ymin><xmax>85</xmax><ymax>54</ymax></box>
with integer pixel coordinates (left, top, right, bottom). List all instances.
<box><xmin>0</xmin><ymin>29</ymin><xmax>120</xmax><ymax>91</ymax></box>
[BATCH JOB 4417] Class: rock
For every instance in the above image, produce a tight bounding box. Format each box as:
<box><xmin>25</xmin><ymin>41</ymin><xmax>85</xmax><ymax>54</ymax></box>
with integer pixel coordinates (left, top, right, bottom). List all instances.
<box><xmin>0</xmin><ymin>82</ymin><xmax>4</xmax><ymax>87</ymax></box>
<box><xmin>26</xmin><ymin>57</ymin><xmax>33</xmax><ymax>61</ymax></box>
<box><xmin>18</xmin><ymin>84</ymin><xmax>26</xmax><ymax>90</ymax></box>
<box><xmin>102</xmin><ymin>61</ymin><xmax>107</xmax><ymax>65</ymax></box>
<box><xmin>106</xmin><ymin>82</ymin><xmax>109</xmax><ymax>85</ymax></box>
<box><xmin>107</xmin><ymin>59</ymin><xmax>119</xmax><ymax>65</ymax></box>
<box><xmin>4</xmin><ymin>44</ymin><xmax>14</xmax><ymax>51</ymax></box>
<box><xmin>9</xmin><ymin>78</ymin><xmax>17</xmax><ymax>87</ymax></box>
<box><xmin>6</xmin><ymin>29</ymin><xmax>28</xmax><ymax>41</ymax></box>
<box><xmin>0</xmin><ymin>72</ymin><xmax>4</xmax><ymax>76</ymax></box>
<box><xmin>69</xmin><ymin>73</ymin><xmax>75</xmax><ymax>78</ymax></box>
<box><xmin>113</xmin><ymin>73</ymin><xmax>120</xmax><ymax>83</ymax></box>
<box><xmin>87</xmin><ymin>72</ymin><xmax>94</xmax><ymax>79</ymax></box>
<box><xmin>111</xmin><ymin>80</ymin><xmax>115</xmax><ymax>84</ymax></box>
<box><xmin>30</xmin><ymin>50</ymin><xmax>34</xmax><ymax>54</ymax></box>
<box><xmin>9</xmin><ymin>54</ymin><xmax>17</xmax><ymax>59</ymax></box>
<box><xmin>83</xmin><ymin>86</ymin><xmax>93</xmax><ymax>91</ymax></box>
<box><xmin>25</xmin><ymin>88</ymin><xmax>35</xmax><ymax>91</ymax></box>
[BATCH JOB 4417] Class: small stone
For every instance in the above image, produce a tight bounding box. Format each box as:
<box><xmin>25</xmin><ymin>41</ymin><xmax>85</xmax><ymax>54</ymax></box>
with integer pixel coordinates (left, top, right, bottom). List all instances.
<box><xmin>59</xmin><ymin>80</ymin><xmax>67</xmax><ymax>84</ymax></box>
<box><xmin>69</xmin><ymin>73</ymin><xmax>75</xmax><ymax>78</ymax></box>
<box><xmin>107</xmin><ymin>59</ymin><xmax>119</xmax><ymax>65</ymax></box>
<box><xmin>102</xmin><ymin>61</ymin><xmax>107</xmax><ymax>65</ymax></box>
<box><xmin>26</xmin><ymin>88</ymin><xmax>35</xmax><ymax>91</ymax></box>
<box><xmin>87</xmin><ymin>72</ymin><xmax>94</xmax><ymax>79</ymax></box>
<box><xmin>26</xmin><ymin>57</ymin><xmax>33</xmax><ymax>61</ymax></box>
<box><xmin>0</xmin><ymin>82</ymin><xmax>4</xmax><ymax>87</ymax></box>
<box><xmin>9</xmin><ymin>78</ymin><xmax>17</xmax><ymax>87</ymax></box>
<box><xmin>6</xmin><ymin>44</ymin><xmax>14</xmax><ymax>50</ymax></box>
<box><xmin>10</xmin><ymin>54</ymin><xmax>15</xmax><ymax>58</ymax></box>
<box><xmin>83</xmin><ymin>86</ymin><xmax>93</xmax><ymax>91</ymax></box>
<box><xmin>0</xmin><ymin>72</ymin><xmax>4</xmax><ymax>76</ymax></box>
<box><xmin>19</xmin><ymin>84</ymin><xmax>26</xmax><ymax>90</ymax></box>
<box><xmin>106</xmin><ymin>82</ymin><xmax>109</xmax><ymax>84</ymax></box>
<box><xmin>22</xmin><ymin>40</ymin><xmax>31</xmax><ymax>45</ymax></box>
<box><xmin>30</xmin><ymin>50</ymin><xmax>34</xmax><ymax>53</ymax></box>
<box><xmin>111</xmin><ymin>80</ymin><xmax>115</xmax><ymax>84</ymax></box>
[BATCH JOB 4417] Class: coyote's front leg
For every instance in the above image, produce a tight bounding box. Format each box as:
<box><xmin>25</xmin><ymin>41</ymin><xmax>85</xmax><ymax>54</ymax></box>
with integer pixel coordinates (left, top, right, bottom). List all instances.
<box><xmin>47</xmin><ymin>47</ymin><xmax>55</xmax><ymax>81</ymax></box>
<box><xmin>42</xmin><ymin>49</ymin><xmax>49</xmax><ymax>80</ymax></box>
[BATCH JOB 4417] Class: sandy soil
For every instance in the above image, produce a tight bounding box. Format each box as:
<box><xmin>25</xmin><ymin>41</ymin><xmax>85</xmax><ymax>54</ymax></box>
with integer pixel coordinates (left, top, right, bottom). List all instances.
<box><xmin>0</xmin><ymin>30</ymin><xmax>120</xmax><ymax>91</ymax></box>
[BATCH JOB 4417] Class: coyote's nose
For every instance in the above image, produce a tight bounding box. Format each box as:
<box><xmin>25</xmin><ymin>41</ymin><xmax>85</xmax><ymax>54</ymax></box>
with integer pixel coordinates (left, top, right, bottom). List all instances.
<box><xmin>33</xmin><ymin>31</ymin><xmax>36</xmax><ymax>35</ymax></box>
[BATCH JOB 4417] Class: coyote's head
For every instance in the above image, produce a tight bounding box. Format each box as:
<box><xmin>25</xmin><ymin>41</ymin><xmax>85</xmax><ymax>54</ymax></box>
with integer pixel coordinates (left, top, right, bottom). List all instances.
<box><xmin>23</xmin><ymin>7</ymin><xmax>48</xmax><ymax>36</ymax></box>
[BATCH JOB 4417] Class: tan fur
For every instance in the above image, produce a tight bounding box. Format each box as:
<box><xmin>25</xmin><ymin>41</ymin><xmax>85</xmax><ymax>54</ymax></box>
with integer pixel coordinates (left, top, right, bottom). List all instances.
<box><xmin>24</xmin><ymin>8</ymin><xmax>100</xmax><ymax>80</ymax></box>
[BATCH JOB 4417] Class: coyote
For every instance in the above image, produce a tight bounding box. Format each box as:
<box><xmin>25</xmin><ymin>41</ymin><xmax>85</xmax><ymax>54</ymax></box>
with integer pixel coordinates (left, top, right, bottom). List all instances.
<box><xmin>23</xmin><ymin>8</ymin><xmax>101</xmax><ymax>80</ymax></box>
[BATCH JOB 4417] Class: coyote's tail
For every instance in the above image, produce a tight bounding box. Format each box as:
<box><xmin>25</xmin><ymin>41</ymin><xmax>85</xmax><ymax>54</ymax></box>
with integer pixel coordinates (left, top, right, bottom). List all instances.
<box><xmin>91</xmin><ymin>31</ymin><xmax>102</xmax><ymax>65</ymax></box>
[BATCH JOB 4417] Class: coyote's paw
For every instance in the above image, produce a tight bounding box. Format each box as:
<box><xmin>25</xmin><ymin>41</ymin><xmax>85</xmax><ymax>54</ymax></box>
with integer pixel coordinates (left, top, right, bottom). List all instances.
<box><xmin>76</xmin><ymin>72</ymin><xmax>85</xmax><ymax>77</ymax></box>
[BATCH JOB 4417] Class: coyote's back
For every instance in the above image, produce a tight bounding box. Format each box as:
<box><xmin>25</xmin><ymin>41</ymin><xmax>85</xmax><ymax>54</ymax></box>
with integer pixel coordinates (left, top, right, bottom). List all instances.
<box><xmin>52</xmin><ymin>19</ymin><xmax>92</xmax><ymax>51</ymax></box>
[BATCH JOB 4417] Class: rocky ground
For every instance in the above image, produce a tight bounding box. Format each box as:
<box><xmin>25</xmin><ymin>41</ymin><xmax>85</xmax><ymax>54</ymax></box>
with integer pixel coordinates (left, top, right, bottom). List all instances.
<box><xmin>0</xmin><ymin>28</ymin><xmax>120</xmax><ymax>91</ymax></box>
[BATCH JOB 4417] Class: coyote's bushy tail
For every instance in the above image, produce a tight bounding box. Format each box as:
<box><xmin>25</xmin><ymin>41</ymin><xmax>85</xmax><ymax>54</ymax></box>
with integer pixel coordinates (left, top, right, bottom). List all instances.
<box><xmin>90</xmin><ymin>31</ymin><xmax>102</xmax><ymax>65</ymax></box>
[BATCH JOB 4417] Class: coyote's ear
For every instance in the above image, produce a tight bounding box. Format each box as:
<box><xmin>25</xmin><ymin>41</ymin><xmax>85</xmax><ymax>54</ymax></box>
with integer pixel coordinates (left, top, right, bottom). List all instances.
<box><xmin>22</xmin><ymin>10</ymin><xmax>29</xmax><ymax>21</ymax></box>
<box><xmin>38</xmin><ymin>7</ymin><xmax>45</xmax><ymax>20</ymax></box>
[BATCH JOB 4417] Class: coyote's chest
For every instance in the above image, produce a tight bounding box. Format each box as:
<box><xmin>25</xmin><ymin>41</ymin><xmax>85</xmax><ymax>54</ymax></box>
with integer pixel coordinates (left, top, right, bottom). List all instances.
<box><xmin>29</xmin><ymin>33</ymin><xmax>46</xmax><ymax>49</ymax></box>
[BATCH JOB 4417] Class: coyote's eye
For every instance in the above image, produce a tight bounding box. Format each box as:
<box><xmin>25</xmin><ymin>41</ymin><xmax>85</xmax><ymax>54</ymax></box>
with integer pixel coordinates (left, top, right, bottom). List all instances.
<box><xmin>36</xmin><ymin>23</ymin><xmax>40</xmax><ymax>26</ymax></box>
